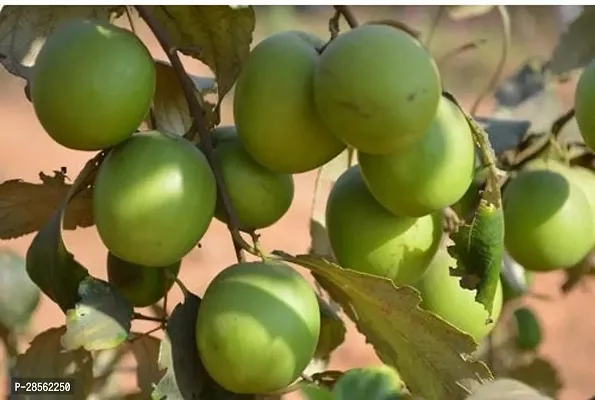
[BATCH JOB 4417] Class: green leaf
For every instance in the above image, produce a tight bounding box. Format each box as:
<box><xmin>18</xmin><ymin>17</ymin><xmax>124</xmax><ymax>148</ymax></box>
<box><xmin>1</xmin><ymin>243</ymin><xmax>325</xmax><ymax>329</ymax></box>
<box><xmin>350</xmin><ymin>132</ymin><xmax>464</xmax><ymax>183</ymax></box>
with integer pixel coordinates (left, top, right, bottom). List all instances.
<box><xmin>0</xmin><ymin>247</ymin><xmax>40</xmax><ymax>331</ymax></box>
<box><xmin>272</xmin><ymin>252</ymin><xmax>493</xmax><ymax>400</ymax></box>
<box><xmin>25</xmin><ymin>154</ymin><xmax>105</xmax><ymax>313</ymax></box>
<box><xmin>62</xmin><ymin>276</ymin><xmax>133</xmax><ymax>352</ymax></box>
<box><xmin>300</xmin><ymin>383</ymin><xmax>334</xmax><ymax>400</ymax></box>
<box><xmin>0</xmin><ymin>5</ymin><xmax>124</xmax><ymax>80</ymax></box>
<box><xmin>447</xmin><ymin>200</ymin><xmax>504</xmax><ymax>320</ymax></box>
<box><xmin>474</xmin><ymin>117</ymin><xmax>530</xmax><ymax>156</ymax></box>
<box><xmin>13</xmin><ymin>326</ymin><xmax>94</xmax><ymax>399</ymax></box>
<box><xmin>313</xmin><ymin>295</ymin><xmax>346</xmax><ymax>362</ymax></box>
<box><xmin>151</xmin><ymin>59</ymin><xmax>218</xmax><ymax>136</ymax></box>
<box><xmin>0</xmin><ymin>170</ymin><xmax>94</xmax><ymax>240</ymax></box>
<box><xmin>446</xmin><ymin>5</ymin><xmax>495</xmax><ymax>21</ymax></box>
<box><xmin>149</xmin><ymin>5</ymin><xmax>255</xmax><ymax>101</ymax></box>
<box><xmin>550</xmin><ymin>7</ymin><xmax>595</xmax><ymax>75</ymax></box>
<box><xmin>89</xmin><ymin>333</ymin><xmax>163</xmax><ymax>399</ymax></box>
<box><xmin>466</xmin><ymin>378</ymin><xmax>552</xmax><ymax>400</ymax></box>
<box><xmin>152</xmin><ymin>293</ymin><xmax>254</xmax><ymax>400</ymax></box>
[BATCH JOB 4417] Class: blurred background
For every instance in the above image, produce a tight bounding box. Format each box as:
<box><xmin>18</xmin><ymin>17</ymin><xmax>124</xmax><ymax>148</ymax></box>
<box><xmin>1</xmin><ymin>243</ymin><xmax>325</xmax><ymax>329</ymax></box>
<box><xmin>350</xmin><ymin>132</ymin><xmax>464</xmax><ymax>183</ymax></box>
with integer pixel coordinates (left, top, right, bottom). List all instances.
<box><xmin>0</xmin><ymin>5</ymin><xmax>592</xmax><ymax>400</ymax></box>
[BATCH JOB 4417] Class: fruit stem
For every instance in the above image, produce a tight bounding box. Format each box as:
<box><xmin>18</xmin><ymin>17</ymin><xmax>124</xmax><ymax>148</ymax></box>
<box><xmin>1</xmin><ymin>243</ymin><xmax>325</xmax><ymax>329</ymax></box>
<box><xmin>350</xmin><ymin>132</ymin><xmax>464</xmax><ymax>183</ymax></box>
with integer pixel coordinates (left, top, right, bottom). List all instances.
<box><xmin>333</xmin><ymin>6</ymin><xmax>359</xmax><ymax>28</ymax></box>
<box><xmin>136</xmin><ymin>6</ymin><xmax>258</xmax><ymax>262</ymax></box>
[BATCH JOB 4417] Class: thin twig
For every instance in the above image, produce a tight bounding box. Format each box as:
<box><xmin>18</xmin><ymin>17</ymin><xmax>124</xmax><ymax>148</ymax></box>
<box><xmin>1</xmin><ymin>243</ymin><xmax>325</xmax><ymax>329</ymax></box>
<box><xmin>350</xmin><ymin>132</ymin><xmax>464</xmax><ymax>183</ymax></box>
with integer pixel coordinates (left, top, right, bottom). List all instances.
<box><xmin>437</xmin><ymin>38</ymin><xmax>488</xmax><ymax>66</ymax></box>
<box><xmin>470</xmin><ymin>5</ymin><xmax>511</xmax><ymax>116</ymax></box>
<box><xmin>425</xmin><ymin>6</ymin><xmax>445</xmax><ymax>49</ymax></box>
<box><xmin>133</xmin><ymin>312</ymin><xmax>167</xmax><ymax>323</ymax></box>
<box><xmin>333</xmin><ymin>6</ymin><xmax>359</xmax><ymax>28</ymax></box>
<box><xmin>329</xmin><ymin>9</ymin><xmax>341</xmax><ymax>39</ymax></box>
<box><xmin>136</xmin><ymin>6</ymin><xmax>254</xmax><ymax>262</ymax></box>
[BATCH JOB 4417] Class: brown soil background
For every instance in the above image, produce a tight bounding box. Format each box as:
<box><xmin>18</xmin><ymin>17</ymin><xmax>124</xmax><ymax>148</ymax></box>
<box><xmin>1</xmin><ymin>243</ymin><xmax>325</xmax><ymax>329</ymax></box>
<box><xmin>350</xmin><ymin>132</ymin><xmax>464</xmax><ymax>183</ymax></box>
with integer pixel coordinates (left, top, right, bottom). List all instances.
<box><xmin>1</xmin><ymin>6</ymin><xmax>594</xmax><ymax>400</ymax></box>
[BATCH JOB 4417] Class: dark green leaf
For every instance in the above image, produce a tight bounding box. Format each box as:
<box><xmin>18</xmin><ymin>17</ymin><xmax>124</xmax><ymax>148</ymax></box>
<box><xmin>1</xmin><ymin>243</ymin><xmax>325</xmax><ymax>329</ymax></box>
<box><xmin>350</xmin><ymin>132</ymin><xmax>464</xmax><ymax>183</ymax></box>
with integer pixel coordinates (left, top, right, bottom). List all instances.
<box><xmin>62</xmin><ymin>276</ymin><xmax>133</xmax><ymax>351</ymax></box>
<box><xmin>0</xmin><ymin>170</ymin><xmax>94</xmax><ymax>240</ymax></box>
<box><xmin>550</xmin><ymin>7</ymin><xmax>595</xmax><ymax>75</ymax></box>
<box><xmin>474</xmin><ymin>117</ymin><xmax>530</xmax><ymax>155</ymax></box>
<box><xmin>313</xmin><ymin>296</ymin><xmax>346</xmax><ymax>362</ymax></box>
<box><xmin>493</xmin><ymin>59</ymin><xmax>548</xmax><ymax>108</ymax></box>
<box><xmin>0</xmin><ymin>5</ymin><xmax>124</xmax><ymax>80</ymax></box>
<box><xmin>273</xmin><ymin>252</ymin><xmax>492</xmax><ymax>400</ymax></box>
<box><xmin>0</xmin><ymin>247</ymin><xmax>40</xmax><ymax>330</ymax></box>
<box><xmin>149</xmin><ymin>5</ymin><xmax>255</xmax><ymax>100</ymax></box>
<box><xmin>25</xmin><ymin>154</ymin><xmax>105</xmax><ymax>312</ymax></box>
<box><xmin>13</xmin><ymin>326</ymin><xmax>95</xmax><ymax>399</ymax></box>
<box><xmin>448</xmin><ymin>200</ymin><xmax>504</xmax><ymax>320</ymax></box>
<box><xmin>152</xmin><ymin>59</ymin><xmax>218</xmax><ymax>136</ymax></box>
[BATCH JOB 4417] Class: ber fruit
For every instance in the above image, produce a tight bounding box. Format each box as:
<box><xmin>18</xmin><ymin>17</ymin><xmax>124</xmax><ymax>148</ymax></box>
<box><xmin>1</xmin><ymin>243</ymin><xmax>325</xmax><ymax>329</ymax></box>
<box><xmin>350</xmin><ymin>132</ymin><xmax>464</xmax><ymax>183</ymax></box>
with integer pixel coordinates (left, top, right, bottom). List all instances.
<box><xmin>503</xmin><ymin>169</ymin><xmax>594</xmax><ymax>272</ymax></box>
<box><xmin>233</xmin><ymin>30</ymin><xmax>346</xmax><ymax>173</ymax></box>
<box><xmin>196</xmin><ymin>261</ymin><xmax>320</xmax><ymax>394</ymax></box>
<box><xmin>333</xmin><ymin>365</ymin><xmax>406</xmax><ymax>400</ymax></box>
<box><xmin>31</xmin><ymin>19</ymin><xmax>155</xmax><ymax>151</ymax></box>
<box><xmin>93</xmin><ymin>130</ymin><xmax>216</xmax><ymax>267</ymax></box>
<box><xmin>314</xmin><ymin>24</ymin><xmax>441</xmax><ymax>155</ymax></box>
<box><xmin>106</xmin><ymin>252</ymin><xmax>181</xmax><ymax>308</ymax></box>
<box><xmin>325</xmin><ymin>166</ymin><xmax>443</xmax><ymax>285</ymax></box>
<box><xmin>358</xmin><ymin>96</ymin><xmax>475</xmax><ymax>217</ymax></box>
<box><xmin>413</xmin><ymin>248</ymin><xmax>503</xmax><ymax>342</ymax></box>
<box><xmin>212</xmin><ymin>126</ymin><xmax>295</xmax><ymax>230</ymax></box>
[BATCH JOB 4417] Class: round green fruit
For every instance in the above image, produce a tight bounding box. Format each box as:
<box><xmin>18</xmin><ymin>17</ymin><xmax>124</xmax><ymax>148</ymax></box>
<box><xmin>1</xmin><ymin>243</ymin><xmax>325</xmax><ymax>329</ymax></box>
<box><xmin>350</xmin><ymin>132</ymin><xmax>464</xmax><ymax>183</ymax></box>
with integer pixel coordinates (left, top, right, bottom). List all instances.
<box><xmin>413</xmin><ymin>248</ymin><xmax>503</xmax><ymax>342</ymax></box>
<box><xmin>212</xmin><ymin>126</ymin><xmax>295</xmax><ymax>230</ymax></box>
<box><xmin>575</xmin><ymin>59</ymin><xmax>595</xmax><ymax>151</ymax></box>
<box><xmin>314</xmin><ymin>24</ymin><xmax>441</xmax><ymax>155</ymax></box>
<box><xmin>325</xmin><ymin>166</ymin><xmax>443</xmax><ymax>285</ymax></box>
<box><xmin>31</xmin><ymin>19</ymin><xmax>155</xmax><ymax>151</ymax></box>
<box><xmin>513</xmin><ymin>306</ymin><xmax>542</xmax><ymax>351</ymax></box>
<box><xmin>358</xmin><ymin>96</ymin><xmax>475</xmax><ymax>217</ymax></box>
<box><xmin>233</xmin><ymin>30</ymin><xmax>346</xmax><ymax>173</ymax></box>
<box><xmin>503</xmin><ymin>168</ymin><xmax>594</xmax><ymax>272</ymax></box>
<box><xmin>333</xmin><ymin>365</ymin><xmax>406</xmax><ymax>400</ymax></box>
<box><xmin>93</xmin><ymin>130</ymin><xmax>217</xmax><ymax>267</ymax></box>
<box><xmin>196</xmin><ymin>261</ymin><xmax>320</xmax><ymax>394</ymax></box>
<box><xmin>106</xmin><ymin>252</ymin><xmax>181</xmax><ymax>307</ymax></box>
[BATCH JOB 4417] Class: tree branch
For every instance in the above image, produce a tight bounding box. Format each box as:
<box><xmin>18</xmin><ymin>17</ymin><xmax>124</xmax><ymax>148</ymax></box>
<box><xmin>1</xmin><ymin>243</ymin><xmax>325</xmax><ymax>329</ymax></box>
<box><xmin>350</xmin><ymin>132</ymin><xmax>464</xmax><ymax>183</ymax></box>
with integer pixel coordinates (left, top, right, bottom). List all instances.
<box><xmin>333</xmin><ymin>6</ymin><xmax>359</xmax><ymax>28</ymax></box>
<box><xmin>136</xmin><ymin>6</ymin><xmax>255</xmax><ymax>262</ymax></box>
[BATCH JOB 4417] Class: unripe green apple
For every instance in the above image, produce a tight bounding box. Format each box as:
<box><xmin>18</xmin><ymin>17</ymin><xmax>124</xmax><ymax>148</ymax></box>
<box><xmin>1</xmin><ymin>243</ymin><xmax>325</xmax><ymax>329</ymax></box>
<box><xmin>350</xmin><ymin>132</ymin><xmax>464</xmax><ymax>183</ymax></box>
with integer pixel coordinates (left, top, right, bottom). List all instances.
<box><xmin>358</xmin><ymin>96</ymin><xmax>475</xmax><ymax>217</ymax></box>
<box><xmin>31</xmin><ymin>19</ymin><xmax>155</xmax><ymax>151</ymax></box>
<box><xmin>413</xmin><ymin>248</ymin><xmax>503</xmax><ymax>342</ymax></box>
<box><xmin>93</xmin><ymin>130</ymin><xmax>216</xmax><ymax>267</ymax></box>
<box><xmin>503</xmin><ymin>168</ymin><xmax>595</xmax><ymax>271</ymax></box>
<box><xmin>575</xmin><ymin>59</ymin><xmax>595</xmax><ymax>151</ymax></box>
<box><xmin>325</xmin><ymin>166</ymin><xmax>443</xmax><ymax>285</ymax></box>
<box><xmin>106</xmin><ymin>252</ymin><xmax>180</xmax><ymax>307</ymax></box>
<box><xmin>212</xmin><ymin>126</ymin><xmax>294</xmax><ymax>230</ymax></box>
<box><xmin>196</xmin><ymin>261</ymin><xmax>320</xmax><ymax>394</ymax></box>
<box><xmin>233</xmin><ymin>30</ymin><xmax>346</xmax><ymax>173</ymax></box>
<box><xmin>314</xmin><ymin>24</ymin><xmax>441</xmax><ymax>155</ymax></box>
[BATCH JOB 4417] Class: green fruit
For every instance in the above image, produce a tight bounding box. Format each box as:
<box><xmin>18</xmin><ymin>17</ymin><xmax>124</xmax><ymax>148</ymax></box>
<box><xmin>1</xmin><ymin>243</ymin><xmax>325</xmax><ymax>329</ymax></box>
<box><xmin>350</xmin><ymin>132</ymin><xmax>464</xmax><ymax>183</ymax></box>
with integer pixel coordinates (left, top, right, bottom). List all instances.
<box><xmin>325</xmin><ymin>166</ymin><xmax>442</xmax><ymax>285</ymax></box>
<box><xmin>414</xmin><ymin>248</ymin><xmax>503</xmax><ymax>342</ymax></box>
<box><xmin>31</xmin><ymin>19</ymin><xmax>155</xmax><ymax>151</ymax></box>
<box><xmin>523</xmin><ymin>158</ymin><xmax>595</xmax><ymax>236</ymax></box>
<box><xmin>333</xmin><ymin>365</ymin><xmax>406</xmax><ymax>400</ymax></box>
<box><xmin>513</xmin><ymin>306</ymin><xmax>542</xmax><ymax>351</ymax></box>
<box><xmin>575</xmin><ymin>59</ymin><xmax>595</xmax><ymax>151</ymax></box>
<box><xmin>196</xmin><ymin>261</ymin><xmax>320</xmax><ymax>394</ymax></box>
<box><xmin>106</xmin><ymin>252</ymin><xmax>181</xmax><ymax>307</ymax></box>
<box><xmin>94</xmin><ymin>130</ymin><xmax>217</xmax><ymax>267</ymax></box>
<box><xmin>233</xmin><ymin>31</ymin><xmax>346</xmax><ymax>173</ymax></box>
<box><xmin>358</xmin><ymin>96</ymin><xmax>475</xmax><ymax>217</ymax></box>
<box><xmin>314</xmin><ymin>24</ymin><xmax>441</xmax><ymax>155</ymax></box>
<box><xmin>212</xmin><ymin>126</ymin><xmax>295</xmax><ymax>230</ymax></box>
<box><xmin>0</xmin><ymin>248</ymin><xmax>40</xmax><ymax>330</ymax></box>
<box><xmin>503</xmin><ymin>168</ymin><xmax>594</xmax><ymax>271</ymax></box>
